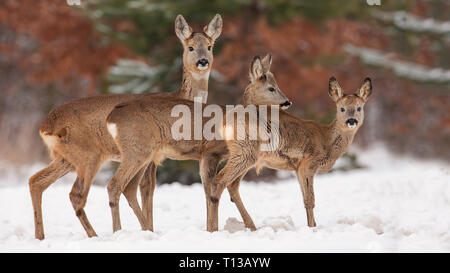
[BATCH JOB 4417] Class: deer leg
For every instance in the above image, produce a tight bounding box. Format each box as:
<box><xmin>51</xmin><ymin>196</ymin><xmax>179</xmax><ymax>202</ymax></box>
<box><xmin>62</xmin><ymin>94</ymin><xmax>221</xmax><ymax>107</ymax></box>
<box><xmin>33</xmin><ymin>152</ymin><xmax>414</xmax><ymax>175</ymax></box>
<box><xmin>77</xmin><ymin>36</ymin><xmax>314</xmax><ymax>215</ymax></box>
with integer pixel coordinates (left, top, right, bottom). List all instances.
<box><xmin>107</xmin><ymin>159</ymin><xmax>146</xmax><ymax>233</ymax></box>
<box><xmin>296</xmin><ymin>170</ymin><xmax>316</xmax><ymax>227</ymax></box>
<box><xmin>29</xmin><ymin>157</ymin><xmax>73</xmax><ymax>240</ymax></box>
<box><xmin>206</xmin><ymin>182</ymin><xmax>225</xmax><ymax>232</ymax></box>
<box><xmin>69</xmin><ymin>158</ymin><xmax>102</xmax><ymax>237</ymax></box>
<box><xmin>199</xmin><ymin>153</ymin><xmax>221</xmax><ymax>231</ymax></box>
<box><xmin>227</xmin><ymin>176</ymin><xmax>257</xmax><ymax>231</ymax></box>
<box><xmin>207</xmin><ymin>154</ymin><xmax>255</xmax><ymax>232</ymax></box>
<box><xmin>122</xmin><ymin>167</ymin><xmax>150</xmax><ymax>231</ymax></box>
<box><xmin>139</xmin><ymin>162</ymin><xmax>156</xmax><ymax>231</ymax></box>
<box><xmin>69</xmin><ymin>177</ymin><xmax>96</xmax><ymax>237</ymax></box>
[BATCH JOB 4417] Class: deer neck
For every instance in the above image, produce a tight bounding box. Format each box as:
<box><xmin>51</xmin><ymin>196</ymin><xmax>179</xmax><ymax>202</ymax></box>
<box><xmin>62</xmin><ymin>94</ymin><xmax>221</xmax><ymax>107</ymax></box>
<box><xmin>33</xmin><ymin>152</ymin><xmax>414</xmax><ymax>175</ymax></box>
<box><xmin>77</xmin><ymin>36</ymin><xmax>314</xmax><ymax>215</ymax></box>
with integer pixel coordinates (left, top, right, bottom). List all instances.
<box><xmin>177</xmin><ymin>66</ymin><xmax>210</xmax><ymax>103</ymax></box>
<box><xmin>242</xmin><ymin>86</ymin><xmax>261</xmax><ymax>106</ymax></box>
<box><xmin>242</xmin><ymin>89</ymin><xmax>252</xmax><ymax>106</ymax></box>
<box><xmin>326</xmin><ymin>119</ymin><xmax>357</xmax><ymax>158</ymax></box>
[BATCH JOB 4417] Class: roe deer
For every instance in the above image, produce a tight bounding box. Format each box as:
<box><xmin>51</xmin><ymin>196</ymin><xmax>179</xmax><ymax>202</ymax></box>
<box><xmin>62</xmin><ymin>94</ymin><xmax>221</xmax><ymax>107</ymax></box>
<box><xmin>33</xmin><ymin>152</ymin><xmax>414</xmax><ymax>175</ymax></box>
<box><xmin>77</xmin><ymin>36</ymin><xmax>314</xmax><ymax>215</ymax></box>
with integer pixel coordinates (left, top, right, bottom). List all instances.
<box><xmin>105</xmin><ymin>54</ymin><xmax>292</xmax><ymax>232</ymax></box>
<box><xmin>206</xmin><ymin>77</ymin><xmax>373</xmax><ymax>231</ymax></box>
<box><xmin>28</xmin><ymin>14</ymin><xmax>223</xmax><ymax>239</ymax></box>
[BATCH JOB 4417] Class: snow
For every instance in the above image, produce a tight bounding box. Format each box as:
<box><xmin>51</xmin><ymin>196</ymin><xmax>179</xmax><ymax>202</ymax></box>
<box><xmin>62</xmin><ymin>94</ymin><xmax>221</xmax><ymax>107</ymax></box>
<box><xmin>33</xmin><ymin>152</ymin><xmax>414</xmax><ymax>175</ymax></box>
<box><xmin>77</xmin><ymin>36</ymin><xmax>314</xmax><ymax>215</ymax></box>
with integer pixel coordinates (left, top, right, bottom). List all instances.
<box><xmin>0</xmin><ymin>145</ymin><xmax>449</xmax><ymax>252</ymax></box>
<box><xmin>371</xmin><ymin>10</ymin><xmax>450</xmax><ymax>35</ymax></box>
<box><xmin>107</xmin><ymin>59</ymin><xmax>161</xmax><ymax>94</ymax></box>
<box><xmin>344</xmin><ymin>44</ymin><xmax>450</xmax><ymax>83</ymax></box>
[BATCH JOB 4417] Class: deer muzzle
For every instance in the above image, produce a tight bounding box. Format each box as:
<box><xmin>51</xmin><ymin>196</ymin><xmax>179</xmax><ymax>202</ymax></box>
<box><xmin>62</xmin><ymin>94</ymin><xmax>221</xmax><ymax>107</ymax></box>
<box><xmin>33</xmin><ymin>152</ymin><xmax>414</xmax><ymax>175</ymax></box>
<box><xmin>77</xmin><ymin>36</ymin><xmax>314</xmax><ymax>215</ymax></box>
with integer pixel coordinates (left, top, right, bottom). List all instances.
<box><xmin>280</xmin><ymin>101</ymin><xmax>292</xmax><ymax>110</ymax></box>
<box><xmin>346</xmin><ymin>118</ymin><xmax>358</xmax><ymax>129</ymax></box>
<box><xmin>197</xmin><ymin>58</ymin><xmax>209</xmax><ymax>70</ymax></box>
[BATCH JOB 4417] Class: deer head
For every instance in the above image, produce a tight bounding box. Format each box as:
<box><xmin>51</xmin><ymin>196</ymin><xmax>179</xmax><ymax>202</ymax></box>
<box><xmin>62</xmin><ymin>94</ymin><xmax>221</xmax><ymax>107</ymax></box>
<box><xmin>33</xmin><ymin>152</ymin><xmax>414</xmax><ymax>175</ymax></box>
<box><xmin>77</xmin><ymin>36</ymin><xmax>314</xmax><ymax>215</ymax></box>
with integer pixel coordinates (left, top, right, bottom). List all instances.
<box><xmin>175</xmin><ymin>14</ymin><xmax>222</xmax><ymax>76</ymax></box>
<box><xmin>328</xmin><ymin>77</ymin><xmax>372</xmax><ymax>131</ymax></box>
<box><xmin>243</xmin><ymin>54</ymin><xmax>292</xmax><ymax>109</ymax></box>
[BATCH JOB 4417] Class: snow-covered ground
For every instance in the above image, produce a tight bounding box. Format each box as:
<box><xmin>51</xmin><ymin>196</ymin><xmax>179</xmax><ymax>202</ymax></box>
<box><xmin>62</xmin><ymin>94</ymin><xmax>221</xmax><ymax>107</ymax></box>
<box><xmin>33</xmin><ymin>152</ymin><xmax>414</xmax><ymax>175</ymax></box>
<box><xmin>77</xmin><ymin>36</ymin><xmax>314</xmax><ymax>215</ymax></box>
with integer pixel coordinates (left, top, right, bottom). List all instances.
<box><xmin>0</xmin><ymin>145</ymin><xmax>449</xmax><ymax>252</ymax></box>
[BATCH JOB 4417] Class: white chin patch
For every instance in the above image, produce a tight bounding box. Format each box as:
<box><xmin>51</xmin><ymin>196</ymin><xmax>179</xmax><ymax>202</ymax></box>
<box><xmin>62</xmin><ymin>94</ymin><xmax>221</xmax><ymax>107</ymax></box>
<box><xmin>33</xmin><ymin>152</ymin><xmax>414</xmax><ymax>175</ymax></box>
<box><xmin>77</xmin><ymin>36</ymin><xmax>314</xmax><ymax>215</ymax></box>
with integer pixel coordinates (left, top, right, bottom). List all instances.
<box><xmin>281</xmin><ymin>105</ymin><xmax>290</xmax><ymax>110</ymax></box>
<box><xmin>197</xmin><ymin>64</ymin><xmax>209</xmax><ymax>71</ymax></box>
<box><xmin>347</xmin><ymin>123</ymin><xmax>357</xmax><ymax>129</ymax></box>
<box><xmin>191</xmin><ymin>71</ymin><xmax>209</xmax><ymax>80</ymax></box>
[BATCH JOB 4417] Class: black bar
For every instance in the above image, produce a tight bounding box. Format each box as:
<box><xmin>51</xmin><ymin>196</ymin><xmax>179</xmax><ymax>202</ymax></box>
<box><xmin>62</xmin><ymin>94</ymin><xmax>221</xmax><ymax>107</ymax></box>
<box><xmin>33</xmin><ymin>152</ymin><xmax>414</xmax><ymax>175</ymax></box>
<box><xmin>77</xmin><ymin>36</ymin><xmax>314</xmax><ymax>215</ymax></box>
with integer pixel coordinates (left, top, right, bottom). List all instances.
<box><xmin>0</xmin><ymin>253</ymin><xmax>448</xmax><ymax>272</ymax></box>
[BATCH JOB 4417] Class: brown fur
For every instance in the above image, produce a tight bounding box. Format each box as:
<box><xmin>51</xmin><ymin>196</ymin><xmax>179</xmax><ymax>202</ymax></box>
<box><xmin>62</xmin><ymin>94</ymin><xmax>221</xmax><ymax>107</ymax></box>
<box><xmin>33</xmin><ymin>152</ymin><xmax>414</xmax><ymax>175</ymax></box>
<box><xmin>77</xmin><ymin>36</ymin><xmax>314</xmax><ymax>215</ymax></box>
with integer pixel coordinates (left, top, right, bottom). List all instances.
<box><xmin>28</xmin><ymin>14</ymin><xmax>223</xmax><ymax>239</ymax></box>
<box><xmin>206</xmin><ymin>77</ymin><xmax>373</xmax><ymax>231</ymax></box>
<box><xmin>105</xmin><ymin>55</ymin><xmax>292</xmax><ymax>232</ymax></box>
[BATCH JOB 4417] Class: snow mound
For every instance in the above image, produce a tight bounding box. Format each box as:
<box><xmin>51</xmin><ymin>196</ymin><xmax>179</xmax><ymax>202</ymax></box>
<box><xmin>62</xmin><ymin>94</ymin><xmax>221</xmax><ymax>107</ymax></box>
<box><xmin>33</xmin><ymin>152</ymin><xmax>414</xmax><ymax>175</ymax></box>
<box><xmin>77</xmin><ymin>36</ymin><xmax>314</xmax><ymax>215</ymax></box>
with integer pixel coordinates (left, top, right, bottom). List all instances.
<box><xmin>338</xmin><ymin>215</ymin><xmax>384</xmax><ymax>235</ymax></box>
<box><xmin>262</xmin><ymin>216</ymin><xmax>295</xmax><ymax>231</ymax></box>
<box><xmin>224</xmin><ymin>218</ymin><xmax>246</xmax><ymax>233</ymax></box>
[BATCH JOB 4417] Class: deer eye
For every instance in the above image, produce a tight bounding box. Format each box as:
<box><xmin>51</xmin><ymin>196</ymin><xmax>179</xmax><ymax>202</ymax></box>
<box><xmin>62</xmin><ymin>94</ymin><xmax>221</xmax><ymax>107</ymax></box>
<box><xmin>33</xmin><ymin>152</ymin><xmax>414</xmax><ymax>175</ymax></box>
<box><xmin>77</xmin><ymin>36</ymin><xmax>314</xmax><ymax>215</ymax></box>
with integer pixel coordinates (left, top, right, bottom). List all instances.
<box><xmin>340</xmin><ymin>108</ymin><xmax>345</xmax><ymax>112</ymax></box>
<box><xmin>357</xmin><ymin>107</ymin><xmax>361</xmax><ymax>112</ymax></box>
<box><xmin>188</xmin><ymin>47</ymin><xmax>194</xmax><ymax>52</ymax></box>
<box><xmin>268</xmin><ymin>87</ymin><xmax>275</xmax><ymax>92</ymax></box>
<box><xmin>208</xmin><ymin>46</ymin><xmax>211</xmax><ymax>51</ymax></box>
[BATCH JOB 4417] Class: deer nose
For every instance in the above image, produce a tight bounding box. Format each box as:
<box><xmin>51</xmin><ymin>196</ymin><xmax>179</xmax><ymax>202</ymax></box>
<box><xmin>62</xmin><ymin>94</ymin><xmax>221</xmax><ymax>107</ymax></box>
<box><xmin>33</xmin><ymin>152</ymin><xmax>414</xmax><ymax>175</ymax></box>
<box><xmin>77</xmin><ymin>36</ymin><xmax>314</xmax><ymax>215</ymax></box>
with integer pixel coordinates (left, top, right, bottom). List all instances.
<box><xmin>346</xmin><ymin>118</ymin><xmax>358</xmax><ymax>126</ymax></box>
<box><xmin>280</xmin><ymin>100</ymin><xmax>292</xmax><ymax>109</ymax></box>
<box><xmin>197</xmin><ymin>59</ymin><xmax>209</xmax><ymax>67</ymax></box>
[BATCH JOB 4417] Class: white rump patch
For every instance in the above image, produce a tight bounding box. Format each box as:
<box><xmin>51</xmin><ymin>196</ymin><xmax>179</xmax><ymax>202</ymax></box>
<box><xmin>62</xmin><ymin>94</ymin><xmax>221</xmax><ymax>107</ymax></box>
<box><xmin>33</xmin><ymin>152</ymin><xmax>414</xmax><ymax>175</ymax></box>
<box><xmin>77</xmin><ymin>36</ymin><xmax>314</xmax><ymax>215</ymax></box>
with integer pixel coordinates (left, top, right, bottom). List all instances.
<box><xmin>107</xmin><ymin>123</ymin><xmax>118</xmax><ymax>139</ymax></box>
<box><xmin>40</xmin><ymin>132</ymin><xmax>58</xmax><ymax>150</ymax></box>
<box><xmin>222</xmin><ymin>123</ymin><xmax>235</xmax><ymax>141</ymax></box>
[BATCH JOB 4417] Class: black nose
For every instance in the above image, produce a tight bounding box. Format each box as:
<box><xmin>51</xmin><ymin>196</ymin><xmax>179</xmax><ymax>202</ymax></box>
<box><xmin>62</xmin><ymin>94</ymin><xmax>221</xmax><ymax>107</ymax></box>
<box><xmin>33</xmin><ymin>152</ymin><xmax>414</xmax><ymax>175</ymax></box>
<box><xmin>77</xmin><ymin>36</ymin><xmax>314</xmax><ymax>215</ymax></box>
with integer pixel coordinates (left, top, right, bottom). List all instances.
<box><xmin>280</xmin><ymin>101</ymin><xmax>292</xmax><ymax>108</ymax></box>
<box><xmin>346</xmin><ymin>118</ymin><xmax>358</xmax><ymax>125</ymax></box>
<box><xmin>197</xmin><ymin>59</ymin><xmax>209</xmax><ymax>67</ymax></box>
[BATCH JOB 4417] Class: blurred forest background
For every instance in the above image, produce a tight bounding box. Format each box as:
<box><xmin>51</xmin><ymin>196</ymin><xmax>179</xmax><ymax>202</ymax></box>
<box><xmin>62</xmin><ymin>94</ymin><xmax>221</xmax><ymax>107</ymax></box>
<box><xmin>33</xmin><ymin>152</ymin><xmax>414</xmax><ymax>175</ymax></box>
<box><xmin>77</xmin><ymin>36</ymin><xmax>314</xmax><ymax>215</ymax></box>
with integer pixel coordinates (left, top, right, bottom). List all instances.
<box><xmin>0</xmin><ymin>0</ymin><xmax>449</xmax><ymax>185</ymax></box>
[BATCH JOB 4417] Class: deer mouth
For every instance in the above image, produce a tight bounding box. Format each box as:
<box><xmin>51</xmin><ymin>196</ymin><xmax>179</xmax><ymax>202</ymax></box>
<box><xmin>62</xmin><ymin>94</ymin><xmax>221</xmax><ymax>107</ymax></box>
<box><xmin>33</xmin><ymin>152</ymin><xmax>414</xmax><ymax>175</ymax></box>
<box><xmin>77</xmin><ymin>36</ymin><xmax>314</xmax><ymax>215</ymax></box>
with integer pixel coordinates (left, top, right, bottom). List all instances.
<box><xmin>280</xmin><ymin>101</ymin><xmax>292</xmax><ymax>110</ymax></box>
<box><xmin>346</xmin><ymin>118</ymin><xmax>358</xmax><ymax>129</ymax></box>
<box><xmin>197</xmin><ymin>64</ymin><xmax>209</xmax><ymax>71</ymax></box>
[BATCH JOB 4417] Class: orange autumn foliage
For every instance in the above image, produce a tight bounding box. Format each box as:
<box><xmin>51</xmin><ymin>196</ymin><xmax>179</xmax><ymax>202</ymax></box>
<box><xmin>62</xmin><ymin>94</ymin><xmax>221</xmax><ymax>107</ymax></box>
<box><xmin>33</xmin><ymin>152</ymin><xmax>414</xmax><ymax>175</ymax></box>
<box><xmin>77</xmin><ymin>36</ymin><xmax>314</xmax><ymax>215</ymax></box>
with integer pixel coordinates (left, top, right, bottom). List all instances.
<box><xmin>0</xmin><ymin>0</ymin><xmax>129</xmax><ymax>95</ymax></box>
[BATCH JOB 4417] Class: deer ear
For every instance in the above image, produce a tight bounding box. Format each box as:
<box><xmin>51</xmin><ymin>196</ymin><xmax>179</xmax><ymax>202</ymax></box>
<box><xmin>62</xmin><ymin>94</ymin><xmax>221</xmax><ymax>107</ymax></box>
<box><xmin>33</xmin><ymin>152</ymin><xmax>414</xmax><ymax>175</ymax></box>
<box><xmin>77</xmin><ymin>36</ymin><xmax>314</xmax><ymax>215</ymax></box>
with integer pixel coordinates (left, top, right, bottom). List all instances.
<box><xmin>204</xmin><ymin>14</ymin><xmax>223</xmax><ymax>41</ymax></box>
<box><xmin>355</xmin><ymin>77</ymin><xmax>372</xmax><ymax>101</ymax></box>
<box><xmin>175</xmin><ymin>14</ymin><xmax>193</xmax><ymax>42</ymax></box>
<box><xmin>249</xmin><ymin>56</ymin><xmax>264</xmax><ymax>83</ymax></box>
<box><xmin>261</xmin><ymin>54</ymin><xmax>272</xmax><ymax>73</ymax></box>
<box><xmin>328</xmin><ymin>77</ymin><xmax>344</xmax><ymax>102</ymax></box>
